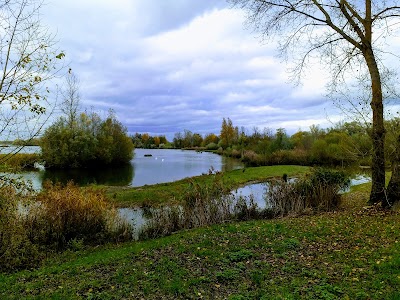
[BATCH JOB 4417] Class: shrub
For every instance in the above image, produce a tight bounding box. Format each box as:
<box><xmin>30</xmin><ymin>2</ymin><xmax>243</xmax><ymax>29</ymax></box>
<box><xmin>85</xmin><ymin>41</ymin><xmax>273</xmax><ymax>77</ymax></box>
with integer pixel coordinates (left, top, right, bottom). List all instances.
<box><xmin>223</xmin><ymin>147</ymin><xmax>232</xmax><ymax>157</ymax></box>
<box><xmin>206</xmin><ymin>142</ymin><xmax>218</xmax><ymax>150</ymax></box>
<box><xmin>266</xmin><ymin>180</ymin><xmax>305</xmax><ymax>216</ymax></box>
<box><xmin>1</xmin><ymin>178</ymin><xmax>133</xmax><ymax>271</ymax></box>
<box><xmin>233</xmin><ymin>195</ymin><xmax>260</xmax><ymax>221</ymax></box>
<box><xmin>302</xmin><ymin>168</ymin><xmax>350</xmax><ymax>209</ymax></box>
<box><xmin>28</xmin><ymin>181</ymin><xmax>133</xmax><ymax>249</ymax></box>
<box><xmin>140</xmin><ymin>172</ymin><xmax>235</xmax><ymax>239</ymax></box>
<box><xmin>231</xmin><ymin>149</ymin><xmax>242</xmax><ymax>158</ymax></box>
<box><xmin>266</xmin><ymin>168</ymin><xmax>350</xmax><ymax>216</ymax></box>
<box><xmin>181</xmin><ymin>173</ymin><xmax>233</xmax><ymax>229</ymax></box>
<box><xmin>242</xmin><ymin>150</ymin><xmax>262</xmax><ymax>166</ymax></box>
<box><xmin>269</xmin><ymin>149</ymin><xmax>309</xmax><ymax>165</ymax></box>
<box><xmin>0</xmin><ymin>181</ymin><xmax>41</xmax><ymax>272</ymax></box>
<box><xmin>40</xmin><ymin>112</ymin><xmax>134</xmax><ymax>169</ymax></box>
<box><xmin>140</xmin><ymin>169</ymin><xmax>349</xmax><ymax>241</ymax></box>
<box><xmin>138</xmin><ymin>206</ymin><xmax>182</xmax><ymax>239</ymax></box>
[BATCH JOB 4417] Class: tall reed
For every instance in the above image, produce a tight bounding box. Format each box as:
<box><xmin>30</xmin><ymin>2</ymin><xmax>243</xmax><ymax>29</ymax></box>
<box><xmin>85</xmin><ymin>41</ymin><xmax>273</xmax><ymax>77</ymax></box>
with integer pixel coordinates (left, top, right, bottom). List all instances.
<box><xmin>139</xmin><ymin>171</ymin><xmax>267</xmax><ymax>240</ymax></box>
<box><xmin>266</xmin><ymin>168</ymin><xmax>350</xmax><ymax>216</ymax></box>
<box><xmin>140</xmin><ymin>169</ymin><xmax>349</xmax><ymax>240</ymax></box>
<box><xmin>140</xmin><ymin>172</ymin><xmax>236</xmax><ymax>239</ymax></box>
<box><xmin>1</xmin><ymin>179</ymin><xmax>133</xmax><ymax>271</ymax></box>
<box><xmin>0</xmin><ymin>181</ymin><xmax>40</xmax><ymax>272</ymax></box>
<box><xmin>27</xmin><ymin>181</ymin><xmax>133</xmax><ymax>249</ymax></box>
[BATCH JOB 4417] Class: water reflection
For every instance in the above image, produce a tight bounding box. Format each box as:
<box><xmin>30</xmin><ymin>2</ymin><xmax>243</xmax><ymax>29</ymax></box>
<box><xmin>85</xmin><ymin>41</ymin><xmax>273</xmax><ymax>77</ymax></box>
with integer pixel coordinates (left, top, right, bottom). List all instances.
<box><xmin>13</xmin><ymin>149</ymin><xmax>243</xmax><ymax>188</ymax></box>
<box><xmin>43</xmin><ymin>149</ymin><xmax>243</xmax><ymax>187</ymax></box>
<box><xmin>42</xmin><ymin>163</ymin><xmax>134</xmax><ymax>186</ymax></box>
<box><xmin>233</xmin><ymin>183</ymin><xmax>268</xmax><ymax>209</ymax></box>
<box><xmin>130</xmin><ymin>149</ymin><xmax>243</xmax><ymax>186</ymax></box>
<box><xmin>118</xmin><ymin>207</ymin><xmax>147</xmax><ymax>239</ymax></box>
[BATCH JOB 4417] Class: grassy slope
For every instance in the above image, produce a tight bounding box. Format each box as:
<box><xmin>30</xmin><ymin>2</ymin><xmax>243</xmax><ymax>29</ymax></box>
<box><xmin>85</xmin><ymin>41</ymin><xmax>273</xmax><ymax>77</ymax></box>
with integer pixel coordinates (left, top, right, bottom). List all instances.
<box><xmin>0</xmin><ymin>181</ymin><xmax>399</xmax><ymax>299</ymax></box>
<box><xmin>105</xmin><ymin>165</ymin><xmax>310</xmax><ymax>207</ymax></box>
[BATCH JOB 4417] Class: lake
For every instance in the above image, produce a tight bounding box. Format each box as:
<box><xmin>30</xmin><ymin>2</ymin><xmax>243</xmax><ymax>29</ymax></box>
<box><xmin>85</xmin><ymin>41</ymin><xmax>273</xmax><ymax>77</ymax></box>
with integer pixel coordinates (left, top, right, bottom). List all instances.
<box><xmin>19</xmin><ymin>148</ymin><xmax>244</xmax><ymax>189</ymax></box>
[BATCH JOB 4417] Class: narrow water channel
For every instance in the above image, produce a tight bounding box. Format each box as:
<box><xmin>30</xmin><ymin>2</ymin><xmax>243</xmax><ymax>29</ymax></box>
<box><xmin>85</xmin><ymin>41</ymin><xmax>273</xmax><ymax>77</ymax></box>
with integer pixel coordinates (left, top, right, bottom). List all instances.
<box><xmin>120</xmin><ymin>174</ymin><xmax>371</xmax><ymax>239</ymax></box>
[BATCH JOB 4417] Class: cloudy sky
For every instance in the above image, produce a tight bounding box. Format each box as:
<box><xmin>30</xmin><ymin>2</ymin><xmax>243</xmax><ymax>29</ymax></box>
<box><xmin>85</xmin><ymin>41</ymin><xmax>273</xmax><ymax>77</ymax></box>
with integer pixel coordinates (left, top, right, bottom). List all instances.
<box><xmin>42</xmin><ymin>0</ymin><xmax>346</xmax><ymax>140</ymax></box>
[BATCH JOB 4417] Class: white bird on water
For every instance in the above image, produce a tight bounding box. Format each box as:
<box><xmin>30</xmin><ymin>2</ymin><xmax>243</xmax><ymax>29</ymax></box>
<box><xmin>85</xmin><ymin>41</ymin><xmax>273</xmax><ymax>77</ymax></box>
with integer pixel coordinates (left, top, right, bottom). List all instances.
<box><xmin>34</xmin><ymin>162</ymin><xmax>45</xmax><ymax>171</ymax></box>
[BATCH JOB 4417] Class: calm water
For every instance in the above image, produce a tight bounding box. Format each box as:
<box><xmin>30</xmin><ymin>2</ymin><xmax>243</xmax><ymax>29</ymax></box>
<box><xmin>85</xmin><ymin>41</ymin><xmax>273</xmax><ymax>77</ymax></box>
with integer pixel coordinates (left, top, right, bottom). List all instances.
<box><xmin>0</xmin><ymin>145</ymin><xmax>40</xmax><ymax>154</ymax></box>
<box><xmin>129</xmin><ymin>149</ymin><xmax>243</xmax><ymax>186</ymax></box>
<box><xmin>21</xmin><ymin>148</ymin><xmax>244</xmax><ymax>188</ymax></box>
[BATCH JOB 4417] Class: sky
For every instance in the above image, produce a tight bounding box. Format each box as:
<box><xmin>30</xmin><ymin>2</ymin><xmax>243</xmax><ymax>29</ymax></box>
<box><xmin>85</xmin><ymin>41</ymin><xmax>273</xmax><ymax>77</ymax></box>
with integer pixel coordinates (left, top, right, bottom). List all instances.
<box><xmin>41</xmin><ymin>0</ymin><xmax>356</xmax><ymax>140</ymax></box>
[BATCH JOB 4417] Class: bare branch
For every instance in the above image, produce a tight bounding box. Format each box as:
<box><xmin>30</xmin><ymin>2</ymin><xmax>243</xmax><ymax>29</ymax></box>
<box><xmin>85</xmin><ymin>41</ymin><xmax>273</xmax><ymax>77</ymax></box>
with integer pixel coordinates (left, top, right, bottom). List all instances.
<box><xmin>229</xmin><ymin>0</ymin><xmax>398</xmax><ymax>204</ymax></box>
<box><xmin>373</xmin><ymin>5</ymin><xmax>400</xmax><ymax>21</ymax></box>
<box><xmin>0</xmin><ymin>0</ymin><xmax>64</xmax><ymax>160</ymax></box>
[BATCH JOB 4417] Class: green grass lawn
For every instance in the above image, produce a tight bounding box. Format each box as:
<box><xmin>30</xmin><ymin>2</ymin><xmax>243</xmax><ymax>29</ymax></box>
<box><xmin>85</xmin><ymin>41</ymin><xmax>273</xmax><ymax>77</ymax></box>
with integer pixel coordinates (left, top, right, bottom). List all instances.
<box><xmin>105</xmin><ymin>165</ymin><xmax>310</xmax><ymax>207</ymax></box>
<box><xmin>0</xmin><ymin>179</ymin><xmax>399</xmax><ymax>299</ymax></box>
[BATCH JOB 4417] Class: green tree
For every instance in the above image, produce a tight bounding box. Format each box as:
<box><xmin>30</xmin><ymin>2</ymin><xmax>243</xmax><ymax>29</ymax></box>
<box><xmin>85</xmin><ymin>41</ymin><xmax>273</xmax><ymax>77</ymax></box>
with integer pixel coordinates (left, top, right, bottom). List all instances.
<box><xmin>131</xmin><ymin>133</ymin><xmax>143</xmax><ymax>148</ymax></box>
<box><xmin>290</xmin><ymin>131</ymin><xmax>313</xmax><ymax>151</ymax></box>
<box><xmin>159</xmin><ymin>135</ymin><xmax>168</xmax><ymax>145</ymax></box>
<box><xmin>271</xmin><ymin>128</ymin><xmax>292</xmax><ymax>152</ymax></box>
<box><xmin>220</xmin><ymin>118</ymin><xmax>236</xmax><ymax>149</ymax></box>
<box><xmin>96</xmin><ymin>112</ymin><xmax>134</xmax><ymax>165</ymax></box>
<box><xmin>41</xmin><ymin>112</ymin><xmax>133</xmax><ymax>168</ymax></box>
<box><xmin>183</xmin><ymin>129</ymin><xmax>193</xmax><ymax>148</ymax></box>
<box><xmin>192</xmin><ymin>133</ymin><xmax>203</xmax><ymax>148</ymax></box>
<box><xmin>173</xmin><ymin>132</ymin><xmax>183</xmax><ymax>148</ymax></box>
<box><xmin>154</xmin><ymin>136</ymin><xmax>160</xmax><ymax>147</ymax></box>
<box><xmin>202</xmin><ymin>133</ymin><xmax>219</xmax><ymax>147</ymax></box>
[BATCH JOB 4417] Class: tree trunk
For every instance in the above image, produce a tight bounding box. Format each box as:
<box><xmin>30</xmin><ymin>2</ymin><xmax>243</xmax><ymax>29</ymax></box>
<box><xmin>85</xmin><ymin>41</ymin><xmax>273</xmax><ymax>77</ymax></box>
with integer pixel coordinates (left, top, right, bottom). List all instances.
<box><xmin>386</xmin><ymin>134</ymin><xmax>400</xmax><ymax>207</ymax></box>
<box><xmin>364</xmin><ymin>48</ymin><xmax>386</xmax><ymax>205</ymax></box>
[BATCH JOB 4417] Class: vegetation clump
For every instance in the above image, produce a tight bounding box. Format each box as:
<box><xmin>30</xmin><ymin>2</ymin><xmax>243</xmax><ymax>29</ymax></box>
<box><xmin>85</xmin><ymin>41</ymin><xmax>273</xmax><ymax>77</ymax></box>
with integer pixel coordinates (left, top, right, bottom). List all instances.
<box><xmin>40</xmin><ymin>112</ymin><xmax>134</xmax><ymax>169</ymax></box>
<box><xmin>139</xmin><ymin>172</ymin><xmax>234</xmax><ymax>239</ymax></box>
<box><xmin>267</xmin><ymin>168</ymin><xmax>350</xmax><ymax>216</ymax></box>
<box><xmin>0</xmin><ymin>153</ymin><xmax>42</xmax><ymax>171</ymax></box>
<box><xmin>139</xmin><ymin>168</ymin><xmax>347</xmax><ymax>240</ymax></box>
<box><xmin>0</xmin><ymin>181</ymin><xmax>41</xmax><ymax>272</ymax></box>
<box><xmin>28</xmin><ymin>181</ymin><xmax>133</xmax><ymax>249</ymax></box>
<box><xmin>0</xmin><ymin>180</ymin><xmax>133</xmax><ymax>272</ymax></box>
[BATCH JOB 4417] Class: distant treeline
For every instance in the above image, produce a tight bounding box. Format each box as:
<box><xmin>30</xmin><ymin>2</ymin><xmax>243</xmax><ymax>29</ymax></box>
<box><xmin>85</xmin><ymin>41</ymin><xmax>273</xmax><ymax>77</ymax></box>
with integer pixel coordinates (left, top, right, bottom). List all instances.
<box><xmin>6</xmin><ymin>117</ymin><xmax>398</xmax><ymax>168</ymax></box>
<box><xmin>0</xmin><ymin>138</ymin><xmax>41</xmax><ymax>146</ymax></box>
<box><xmin>131</xmin><ymin>133</ymin><xmax>171</xmax><ymax>149</ymax></box>
<box><xmin>131</xmin><ymin>117</ymin><xmax>400</xmax><ymax>167</ymax></box>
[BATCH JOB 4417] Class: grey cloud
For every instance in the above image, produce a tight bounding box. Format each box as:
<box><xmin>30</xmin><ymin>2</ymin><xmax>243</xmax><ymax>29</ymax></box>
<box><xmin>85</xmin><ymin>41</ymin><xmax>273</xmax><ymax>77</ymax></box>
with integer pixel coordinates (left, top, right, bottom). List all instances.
<box><xmin>41</xmin><ymin>1</ymin><xmax>341</xmax><ymax>141</ymax></box>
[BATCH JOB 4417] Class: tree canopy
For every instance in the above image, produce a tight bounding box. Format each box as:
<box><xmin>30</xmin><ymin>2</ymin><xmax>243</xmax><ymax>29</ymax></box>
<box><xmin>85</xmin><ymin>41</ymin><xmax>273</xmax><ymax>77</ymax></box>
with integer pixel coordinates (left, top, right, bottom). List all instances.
<box><xmin>40</xmin><ymin>112</ymin><xmax>134</xmax><ymax>169</ymax></box>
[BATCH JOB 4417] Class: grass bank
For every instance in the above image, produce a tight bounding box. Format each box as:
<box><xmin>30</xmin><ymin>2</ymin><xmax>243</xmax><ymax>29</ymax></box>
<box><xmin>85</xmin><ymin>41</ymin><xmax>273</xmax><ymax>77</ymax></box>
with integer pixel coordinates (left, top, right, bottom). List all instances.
<box><xmin>0</xmin><ymin>183</ymin><xmax>399</xmax><ymax>299</ymax></box>
<box><xmin>105</xmin><ymin>165</ymin><xmax>310</xmax><ymax>207</ymax></box>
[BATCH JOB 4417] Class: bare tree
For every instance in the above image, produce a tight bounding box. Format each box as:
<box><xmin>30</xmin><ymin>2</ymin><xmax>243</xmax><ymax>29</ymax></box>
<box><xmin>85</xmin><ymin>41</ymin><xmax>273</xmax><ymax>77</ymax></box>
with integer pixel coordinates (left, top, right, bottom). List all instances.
<box><xmin>229</xmin><ymin>0</ymin><xmax>400</xmax><ymax>206</ymax></box>
<box><xmin>61</xmin><ymin>72</ymin><xmax>81</xmax><ymax>128</ymax></box>
<box><xmin>0</xmin><ymin>0</ymin><xmax>64</xmax><ymax>162</ymax></box>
